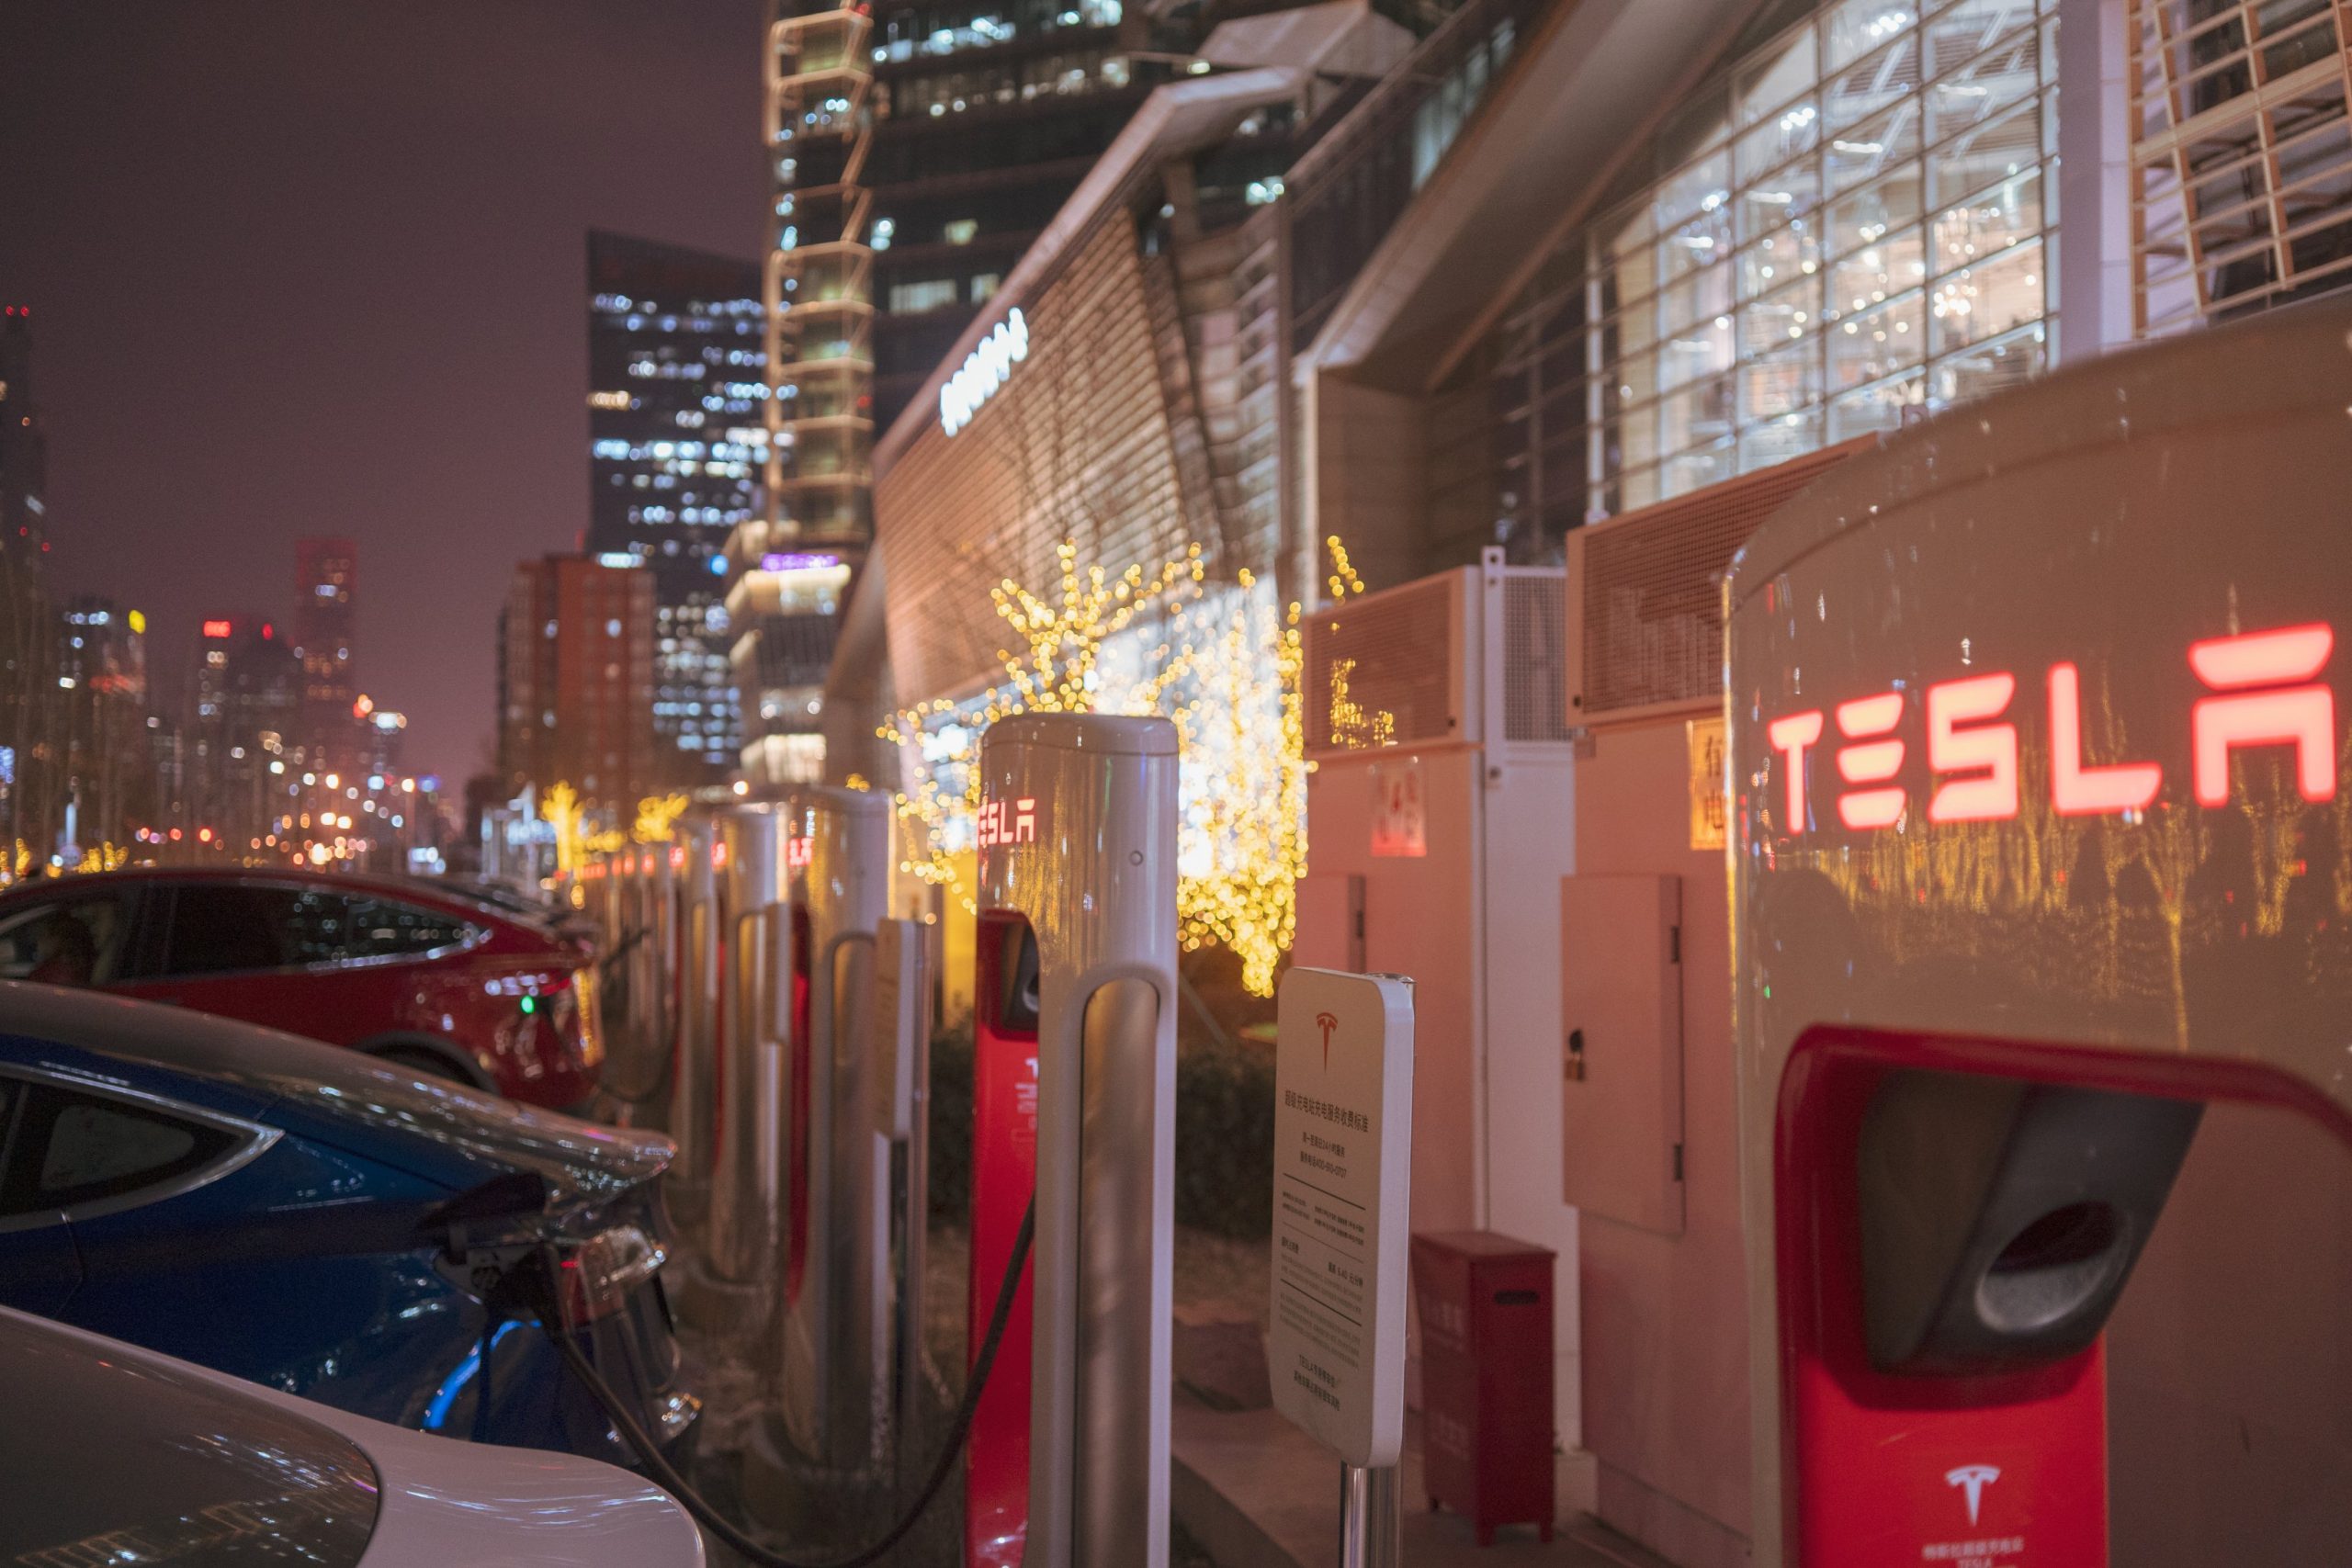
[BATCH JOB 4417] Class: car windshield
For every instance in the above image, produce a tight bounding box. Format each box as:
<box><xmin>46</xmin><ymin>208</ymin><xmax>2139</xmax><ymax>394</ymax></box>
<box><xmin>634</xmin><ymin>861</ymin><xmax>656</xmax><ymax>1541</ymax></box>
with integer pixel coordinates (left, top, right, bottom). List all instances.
<box><xmin>0</xmin><ymin>1311</ymin><xmax>379</xmax><ymax>1565</ymax></box>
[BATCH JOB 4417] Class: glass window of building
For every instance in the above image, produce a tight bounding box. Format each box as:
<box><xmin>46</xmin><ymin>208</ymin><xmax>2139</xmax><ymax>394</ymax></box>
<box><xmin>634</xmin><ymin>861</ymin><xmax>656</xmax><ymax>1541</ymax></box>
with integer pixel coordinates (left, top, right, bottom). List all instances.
<box><xmin>889</xmin><ymin>278</ymin><xmax>961</xmax><ymax>312</ymax></box>
<box><xmin>1489</xmin><ymin>0</ymin><xmax>2055</xmax><ymax>534</ymax></box>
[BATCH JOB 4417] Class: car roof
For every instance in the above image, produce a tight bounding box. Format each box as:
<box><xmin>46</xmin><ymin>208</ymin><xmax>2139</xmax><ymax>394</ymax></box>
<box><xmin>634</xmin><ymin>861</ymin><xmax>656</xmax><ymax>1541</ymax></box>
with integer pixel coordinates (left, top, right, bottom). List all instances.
<box><xmin>0</xmin><ymin>866</ymin><xmax>549</xmax><ymax>931</ymax></box>
<box><xmin>0</xmin><ymin>1307</ymin><xmax>704</xmax><ymax>1567</ymax></box>
<box><xmin>0</xmin><ymin>1307</ymin><xmax>380</xmax><ymax>1564</ymax></box>
<box><xmin>0</xmin><ymin>982</ymin><xmax>672</xmax><ymax>1201</ymax></box>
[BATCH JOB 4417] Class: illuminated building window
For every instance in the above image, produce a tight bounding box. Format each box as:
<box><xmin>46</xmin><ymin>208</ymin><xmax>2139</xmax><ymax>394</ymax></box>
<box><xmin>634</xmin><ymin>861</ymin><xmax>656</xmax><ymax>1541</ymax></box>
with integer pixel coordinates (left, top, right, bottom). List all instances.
<box><xmin>1484</xmin><ymin>0</ymin><xmax>2056</xmax><ymax>527</ymax></box>
<box><xmin>971</xmin><ymin>272</ymin><xmax>1002</xmax><ymax>302</ymax></box>
<box><xmin>889</xmin><ymin>277</ymin><xmax>962</xmax><ymax>312</ymax></box>
<box><xmin>944</xmin><ymin>219</ymin><xmax>980</xmax><ymax>245</ymax></box>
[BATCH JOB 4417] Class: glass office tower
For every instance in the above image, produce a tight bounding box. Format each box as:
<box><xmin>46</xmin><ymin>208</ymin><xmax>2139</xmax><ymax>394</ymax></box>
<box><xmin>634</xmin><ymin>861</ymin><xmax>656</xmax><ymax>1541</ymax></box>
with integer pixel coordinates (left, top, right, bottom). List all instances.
<box><xmin>588</xmin><ymin>231</ymin><xmax>770</xmax><ymax>787</ymax></box>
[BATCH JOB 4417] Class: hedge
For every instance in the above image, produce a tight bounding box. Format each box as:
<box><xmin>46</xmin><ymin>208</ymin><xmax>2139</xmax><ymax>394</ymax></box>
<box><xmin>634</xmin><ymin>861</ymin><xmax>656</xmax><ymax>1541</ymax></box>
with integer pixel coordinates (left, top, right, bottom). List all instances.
<box><xmin>925</xmin><ymin>1017</ymin><xmax>1273</xmax><ymax>1240</ymax></box>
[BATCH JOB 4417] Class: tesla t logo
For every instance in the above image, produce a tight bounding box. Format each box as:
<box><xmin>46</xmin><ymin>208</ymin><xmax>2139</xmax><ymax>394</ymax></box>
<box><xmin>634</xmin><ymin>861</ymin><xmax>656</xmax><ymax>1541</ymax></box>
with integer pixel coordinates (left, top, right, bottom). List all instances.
<box><xmin>1316</xmin><ymin>1010</ymin><xmax>1338</xmax><ymax>1068</ymax></box>
<box><xmin>976</xmin><ymin>794</ymin><xmax>1038</xmax><ymax>849</ymax></box>
<box><xmin>1944</xmin><ymin>1464</ymin><xmax>2001</xmax><ymax>1527</ymax></box>
<box><xmin>1770</xmin><ymin>623</ymin><xmax>2335</xmax><ymax>832</ymax></box>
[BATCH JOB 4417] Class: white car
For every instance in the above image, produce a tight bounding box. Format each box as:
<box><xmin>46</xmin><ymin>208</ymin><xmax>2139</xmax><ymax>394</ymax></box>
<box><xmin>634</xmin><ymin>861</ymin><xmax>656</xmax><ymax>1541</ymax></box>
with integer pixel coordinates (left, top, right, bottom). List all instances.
<box><xmin>0</xmin><ymin>1305</ymin><xmax>704</xmax><ymax>1566</ymax></box>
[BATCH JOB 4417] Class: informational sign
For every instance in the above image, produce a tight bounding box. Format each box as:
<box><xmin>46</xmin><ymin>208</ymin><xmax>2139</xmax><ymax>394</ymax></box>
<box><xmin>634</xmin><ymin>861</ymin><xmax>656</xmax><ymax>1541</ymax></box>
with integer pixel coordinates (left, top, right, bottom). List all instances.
<box><xmin>1687</xmin><ymin>715</ymin><xmax>1727</xmax><ymax>851</ymax></box>
<box><xmin>1269</xmin><ymin>967</ymin><xmax>1414</xmax><ymax>1468</ymax></box>
<box><xmin>1368</xmin><ymin>760</ymin><xmax>1426</xmax><ymax>858</ymax></box>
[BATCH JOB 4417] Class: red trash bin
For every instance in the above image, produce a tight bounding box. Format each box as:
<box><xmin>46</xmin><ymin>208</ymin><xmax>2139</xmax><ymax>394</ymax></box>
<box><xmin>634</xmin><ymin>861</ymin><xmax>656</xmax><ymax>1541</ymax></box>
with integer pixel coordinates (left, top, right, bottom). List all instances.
<box><xmin>1410</xmin><ymin>1231</ymin><xmax>1555</xmax><ymax>1545</ymax></box>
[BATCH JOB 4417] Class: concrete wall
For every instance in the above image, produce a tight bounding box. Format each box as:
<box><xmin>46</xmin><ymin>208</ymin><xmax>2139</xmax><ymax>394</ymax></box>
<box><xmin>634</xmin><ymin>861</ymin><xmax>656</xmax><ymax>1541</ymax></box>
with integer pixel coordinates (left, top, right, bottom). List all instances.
<box><xmin>1572</xmin><ymin>717</ymin><xmax>1750</xmax><ymax>1568</ymax></box>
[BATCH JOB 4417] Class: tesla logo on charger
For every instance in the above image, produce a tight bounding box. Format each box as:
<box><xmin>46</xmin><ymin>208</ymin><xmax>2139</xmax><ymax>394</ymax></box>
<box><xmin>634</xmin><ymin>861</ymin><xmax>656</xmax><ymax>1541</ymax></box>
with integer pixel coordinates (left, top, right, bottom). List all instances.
<box><xmin>1316</xmin><ymin>1010</ymin><xmax>1339</xmax><ymax>1068</ymax></box>
<box><xmin>1944</xmin><ymin>1464</ymin><xmax>2001</xmax><ymax>1527</ymax></box>
<box><xmin>1769</xmin><ymin>623</ymin><xmax>2335</xmax><ymax>832</ymax></box>
<box><xmin>976</xmin><ymin>794</ymin><xmax>1038</xmax><ymax>849</ymax></box>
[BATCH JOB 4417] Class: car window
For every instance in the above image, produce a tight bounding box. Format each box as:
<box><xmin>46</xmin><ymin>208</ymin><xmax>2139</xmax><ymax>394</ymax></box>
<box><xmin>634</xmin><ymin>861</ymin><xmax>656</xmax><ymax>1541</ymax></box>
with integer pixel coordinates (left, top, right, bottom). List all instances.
<box><xmin>160</xmin><ymin>885</ymin><xmax>299</xmax><ymax>975</ymax></box>
<box><xmin>0</xmin><ymin>896</ymin><xmax>130</xmax><ymax>987</ymax></box>
<box><xmin>0</xmin><ymin>1084</ymin><xmax>235</xmax><ymax>1217</ymax></box>
<box><xmin>40</xmin><ymin>1102</ymin><xmax>197</xmax><ymax>1192</ymax></box>
<box><xmin>286</xmin><ymin>889</ymin><xmax>478</xmax><ymax>964</ymax></box>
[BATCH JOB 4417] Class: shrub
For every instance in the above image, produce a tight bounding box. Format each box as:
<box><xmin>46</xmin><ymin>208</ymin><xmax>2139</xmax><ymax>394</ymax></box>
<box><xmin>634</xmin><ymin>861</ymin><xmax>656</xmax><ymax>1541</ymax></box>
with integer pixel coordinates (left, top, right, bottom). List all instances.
<box><xmin>922</xmin><ymin>1017</ymin><xmax>1272</xmax><ymax>1240</ymax></box>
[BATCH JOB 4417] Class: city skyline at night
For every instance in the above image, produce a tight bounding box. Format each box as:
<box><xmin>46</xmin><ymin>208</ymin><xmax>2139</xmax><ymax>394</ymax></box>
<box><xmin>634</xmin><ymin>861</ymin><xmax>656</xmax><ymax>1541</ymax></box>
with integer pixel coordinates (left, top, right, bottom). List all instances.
<box><xmin>0</xmin><ymin>0</ymin><xmax>768</xmax><ymax>786</ymax></box>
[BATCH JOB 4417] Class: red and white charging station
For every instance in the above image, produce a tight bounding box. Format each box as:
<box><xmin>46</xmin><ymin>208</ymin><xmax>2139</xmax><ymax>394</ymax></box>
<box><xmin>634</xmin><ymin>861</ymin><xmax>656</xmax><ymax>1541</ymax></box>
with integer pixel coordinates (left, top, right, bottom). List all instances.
<box><xmin>772</xmin><ymin>784</ymin><xmax>892</xmax><ymax>1468</ymax></box>
<box><xmin>668</xmin><ymin>811</ymin><xmax>722</xmax><ymax>1227</ymax></box>
<box><xmin>1728</xmin><ymin>298</ymin><xmax>2352</xmax><ymax>1565</ymax></box>
<box><xmin>965</xmin><ymin>713</ymin><xmax>1179</xmax><ymax>1568</ymax></box>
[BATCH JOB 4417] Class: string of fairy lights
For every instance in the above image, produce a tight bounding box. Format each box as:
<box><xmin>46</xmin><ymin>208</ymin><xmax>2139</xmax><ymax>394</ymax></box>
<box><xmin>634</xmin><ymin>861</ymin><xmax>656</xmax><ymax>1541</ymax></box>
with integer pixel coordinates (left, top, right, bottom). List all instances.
<box><xmin>878</xmin><ymin>536</ymin><xmax>1373</xmax><ymax>998</ymax></box>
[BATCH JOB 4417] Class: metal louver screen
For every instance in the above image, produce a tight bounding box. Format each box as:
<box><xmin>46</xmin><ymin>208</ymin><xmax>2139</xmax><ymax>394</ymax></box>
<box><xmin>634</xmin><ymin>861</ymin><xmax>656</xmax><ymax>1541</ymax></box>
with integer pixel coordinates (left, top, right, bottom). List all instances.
<box><xmin>1577</xmin><ymin>441</ymin><xmax>1867</xmax><ymax>719</ymax></box>
<box><xmin>2130</xmin><ymin>0</ymin><xmax>2352</xmax><ymax>334</ymax></box>
<box><xmin>1503</xmin><ymin>571</ymin><xmax>1570</xmax><ymax>743</ymax></box>
<box><xmin>1304</xmin><ymin>575</ymin><xmax>1457</xmax><ymax>754</ymax></box>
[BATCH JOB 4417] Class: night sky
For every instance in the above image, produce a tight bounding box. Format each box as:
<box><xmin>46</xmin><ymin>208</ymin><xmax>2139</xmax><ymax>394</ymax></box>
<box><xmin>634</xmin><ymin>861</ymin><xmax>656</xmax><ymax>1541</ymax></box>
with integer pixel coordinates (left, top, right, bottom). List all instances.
<box><xmin>0</xmin><ymin>0</ymin><xmax>767</xmax><ymax>786</ymax></box>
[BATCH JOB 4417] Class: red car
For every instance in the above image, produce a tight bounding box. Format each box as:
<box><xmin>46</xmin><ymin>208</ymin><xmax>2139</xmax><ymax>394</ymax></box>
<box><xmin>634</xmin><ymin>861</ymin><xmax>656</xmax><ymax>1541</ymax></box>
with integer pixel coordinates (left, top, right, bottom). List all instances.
<box><xmin>0</xmin><ymin>869</ymin><xmax>604</xmax><ymax>1111</ymax></box>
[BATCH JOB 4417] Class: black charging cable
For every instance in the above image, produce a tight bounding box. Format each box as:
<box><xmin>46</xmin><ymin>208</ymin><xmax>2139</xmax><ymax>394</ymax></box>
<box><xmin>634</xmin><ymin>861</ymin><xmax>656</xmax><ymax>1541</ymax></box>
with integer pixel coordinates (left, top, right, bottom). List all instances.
<box><xmin>518</xmin><ymin>1196</ymin><xmax>1035</xmax><ymax>1568</ymax></box>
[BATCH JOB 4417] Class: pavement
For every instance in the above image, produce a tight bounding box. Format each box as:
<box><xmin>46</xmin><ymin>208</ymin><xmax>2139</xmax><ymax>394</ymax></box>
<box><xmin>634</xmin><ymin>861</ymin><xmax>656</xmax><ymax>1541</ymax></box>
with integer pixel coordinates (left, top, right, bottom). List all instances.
<box><xmin>1171</xmin><ymin>1399</ymin><xmax>1675</xmax><ymax>1568</ymax></box>
<box><xmin>682</xmin><ymin>1215</ymin><xmax>1681</xmax><ymax>1567</ymax></box>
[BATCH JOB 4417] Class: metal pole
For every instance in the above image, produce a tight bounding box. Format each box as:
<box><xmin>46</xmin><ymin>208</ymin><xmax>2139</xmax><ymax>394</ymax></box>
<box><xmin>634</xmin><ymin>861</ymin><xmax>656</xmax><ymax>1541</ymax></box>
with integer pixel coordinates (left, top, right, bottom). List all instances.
<box><xmin>1339</xmin><ymin>1464</ymin><xmax>1397</xmax><ymax>1568</ymax></box>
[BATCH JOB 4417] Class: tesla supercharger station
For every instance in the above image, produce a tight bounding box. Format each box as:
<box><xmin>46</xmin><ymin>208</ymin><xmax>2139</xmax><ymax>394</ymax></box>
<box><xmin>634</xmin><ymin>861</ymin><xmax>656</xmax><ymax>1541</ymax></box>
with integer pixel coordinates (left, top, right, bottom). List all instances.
<box><xmin>1727</xmin><ymin>299</ymin><xmax>2352</xmax><ymax>1565</ymax></box>
<box><xmin>962</xmin><ymin>714</ymin><xmax>1178</xmax><ymax>1568</ymax></box>
<box><xmin>870</xmin><ymin>915</ymin><xmax>932</xmax><ymax>1469</ymax></box>
<box><xmin>602</xmin><ymin>845</ymin><xmax>676</xmax><ymax>1111</ymax></box>
<box><xmin>668</xmin><ymin>813</ymin><xmax>722</xmax><ymax>1226</ymax></box>
<box><xmin>769</xmin><ymin>785</ymin><xmax>891</xmax><ymax>1470</ymax></box>
<box><xmin>702</xmin><ymin>803</ymin><xmax>794</xmax><ymax>1318</ymax></box>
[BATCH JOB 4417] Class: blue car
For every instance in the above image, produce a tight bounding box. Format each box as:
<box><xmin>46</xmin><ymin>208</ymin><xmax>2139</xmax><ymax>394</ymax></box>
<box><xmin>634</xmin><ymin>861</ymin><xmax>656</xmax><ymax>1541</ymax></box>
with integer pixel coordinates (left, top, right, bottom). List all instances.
<box><xmin>0</xmin><ymin>980</ymin><xmax>699</xmax><ymax>1466</ymax></box>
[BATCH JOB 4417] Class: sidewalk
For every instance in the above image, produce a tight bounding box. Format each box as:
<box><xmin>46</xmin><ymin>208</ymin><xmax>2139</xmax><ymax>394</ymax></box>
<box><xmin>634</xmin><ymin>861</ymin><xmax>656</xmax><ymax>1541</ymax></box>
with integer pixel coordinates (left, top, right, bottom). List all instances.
<box><xmin>1170</xmin><ymin>1398</ymin><xmax>1675</xmax><ymax>1568</ymax></box>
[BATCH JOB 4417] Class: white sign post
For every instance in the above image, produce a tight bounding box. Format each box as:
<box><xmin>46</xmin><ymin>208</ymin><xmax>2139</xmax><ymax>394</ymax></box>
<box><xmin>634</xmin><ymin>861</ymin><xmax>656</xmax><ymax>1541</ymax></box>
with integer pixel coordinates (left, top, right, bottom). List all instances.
<box><xmin>1271</xmin><ymin>967</ymin><xmax>1413</xmax><ymax>1567</ymax></box>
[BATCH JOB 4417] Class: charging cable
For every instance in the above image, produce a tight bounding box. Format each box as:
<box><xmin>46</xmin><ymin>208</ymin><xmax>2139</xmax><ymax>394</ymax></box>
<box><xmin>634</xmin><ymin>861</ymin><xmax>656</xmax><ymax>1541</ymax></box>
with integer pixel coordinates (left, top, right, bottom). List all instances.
<box><xmin>515</xmin><ymin>1196</ymin><xmax>1035</xmax><ymax>1568</ymax></box>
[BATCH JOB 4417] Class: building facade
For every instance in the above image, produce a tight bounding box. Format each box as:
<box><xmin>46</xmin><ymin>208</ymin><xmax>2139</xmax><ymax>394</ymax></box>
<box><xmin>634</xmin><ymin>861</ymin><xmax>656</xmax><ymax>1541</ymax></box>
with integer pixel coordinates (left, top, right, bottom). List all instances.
<box><xmin>1273</xmin><ymin>2</ymin><xmax>2352</xmax><ymax>1565</ymax></box>
<box><xmin>292</xmin><ymin>536</ymin><xmax>357</xmax><ymax>767</ymax></box>
<box><xmin>57</xmin><ymin>596</ymin><xmax>152</xmax><ymax>858</ymax></box>
<box><xmin>867</xmin><ymin>3</ymin><xmax>1482</xmax><ymax>711</ymax></box>
<box><xmin>587</xmin><ymin>231</ymin><xmax>769</xmax><ymax>786</ymax></box>
<box><xmin>187</xmin><ymin>613</ymin><xmax>300</xmax><ymax>856</ymax></box>
<box><xmin>740</xmin><ymin>0</ymin><xmax>1428</xmax><ymax>784</ymax></box>
<box><xmin>499</xmin><ymin>555</ymin><xmax>660</xmax><ymax>811</ymax></box>
<box><xmin>0</xmin><ymin>305</ymin><xmax>59</xmax><ymax>863</ymax></box>
<box><xmin>844</xmin><ymin>0</ymin><xmax>2352</xmax><ymax>1562</ymax></box>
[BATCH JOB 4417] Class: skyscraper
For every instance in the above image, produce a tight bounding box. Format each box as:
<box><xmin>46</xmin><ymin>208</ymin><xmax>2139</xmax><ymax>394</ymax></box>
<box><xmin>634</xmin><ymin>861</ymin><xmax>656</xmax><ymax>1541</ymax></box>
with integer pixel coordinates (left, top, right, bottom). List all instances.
<box><xmin>0</xmin><ymin>305</ymin><xmax>58</xmax><ymax>857</ymax></box>
<box><xmin>0</xmin><ymin>306</ymin><xmax>45</xmax><ymax>559</ymax></box>
<box><xmin>587</xmin><ymin>231</ymin><xmax>769</xmax><ymax>787</ymax></box>
<box><xmin>187</xmin><ymin>614</ymin><xmax>299</xmax><ymax>853</ymax></box>
<box><xmin>293</xmin><ymin>536</ymin><xmax>357</xmax><ymax>763</ymax></box>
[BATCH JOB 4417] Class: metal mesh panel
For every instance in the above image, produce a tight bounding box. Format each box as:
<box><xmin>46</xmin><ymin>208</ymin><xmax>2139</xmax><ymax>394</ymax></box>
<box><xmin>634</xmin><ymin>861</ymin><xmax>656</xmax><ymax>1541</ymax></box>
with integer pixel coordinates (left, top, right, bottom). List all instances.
<box><xmin>1304</xmin><ymin>575</ymin><xmax>1458</xmax><ymax>754</ymax></box>
<box><xmin>1503</xmin><ymin>570</ymin><xmax>1570</xmax><ymax>743</ymax></box>
<box><xmin>1576</xmin><ymin>441</ymin><xmax>1864</xmax><ymax>719</ymax></box>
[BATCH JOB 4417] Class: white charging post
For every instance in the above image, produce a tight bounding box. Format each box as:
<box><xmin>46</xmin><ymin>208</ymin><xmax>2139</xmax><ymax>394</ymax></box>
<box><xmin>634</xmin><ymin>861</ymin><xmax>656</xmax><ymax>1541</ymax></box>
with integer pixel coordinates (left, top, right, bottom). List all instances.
<box><xmin>1271</xmin><ymin>967</ymin><xmax>1414</xmax><ymax>1568</ymax></box>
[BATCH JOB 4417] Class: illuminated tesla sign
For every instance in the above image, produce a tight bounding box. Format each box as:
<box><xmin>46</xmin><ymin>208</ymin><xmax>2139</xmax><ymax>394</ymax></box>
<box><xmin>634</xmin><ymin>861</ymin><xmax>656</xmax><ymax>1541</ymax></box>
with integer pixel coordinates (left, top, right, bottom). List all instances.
<box><xmin>976</xmin><ymin>793</ymin><xmax>1037</xmax><ymax>849</ymax></box>
<box><xmin>939</xmin><ymin>308</ymin><xmax>1029</xmax><ymax>436</ymax></box>
<box><xmin>1767</xmin><ymin>622</ymin><xmax>2337</xmax><ymax>832</ymax></box>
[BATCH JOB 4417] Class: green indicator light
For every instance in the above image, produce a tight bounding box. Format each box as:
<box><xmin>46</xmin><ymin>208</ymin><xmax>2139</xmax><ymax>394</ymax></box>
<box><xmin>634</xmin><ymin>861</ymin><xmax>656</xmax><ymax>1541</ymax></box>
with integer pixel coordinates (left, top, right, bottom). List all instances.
<box><xmin>520</xmin><ymin>995</ymin><xmax>537</xmax><ymax>1015</ymax></box>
